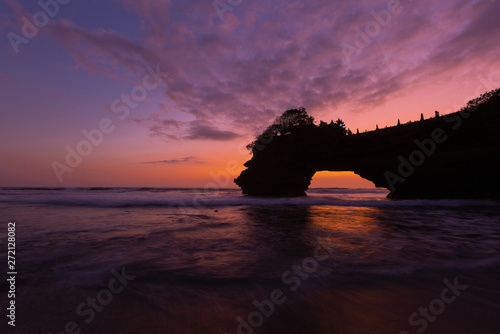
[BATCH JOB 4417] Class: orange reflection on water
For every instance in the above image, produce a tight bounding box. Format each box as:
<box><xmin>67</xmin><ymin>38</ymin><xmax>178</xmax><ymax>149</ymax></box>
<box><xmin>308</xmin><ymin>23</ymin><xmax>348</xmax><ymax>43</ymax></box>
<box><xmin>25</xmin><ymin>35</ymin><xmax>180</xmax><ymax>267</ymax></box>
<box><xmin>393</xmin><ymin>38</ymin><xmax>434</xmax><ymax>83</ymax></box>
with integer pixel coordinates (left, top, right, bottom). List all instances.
<box><xmin>308</xmin><ymin>205</ymin><xmax>384</xmax><ymax>258</ymax></box>
<box><xmin>309</xmin><ymin>206</ymin><xmax>380</xmax><ymax>234</ymax></box>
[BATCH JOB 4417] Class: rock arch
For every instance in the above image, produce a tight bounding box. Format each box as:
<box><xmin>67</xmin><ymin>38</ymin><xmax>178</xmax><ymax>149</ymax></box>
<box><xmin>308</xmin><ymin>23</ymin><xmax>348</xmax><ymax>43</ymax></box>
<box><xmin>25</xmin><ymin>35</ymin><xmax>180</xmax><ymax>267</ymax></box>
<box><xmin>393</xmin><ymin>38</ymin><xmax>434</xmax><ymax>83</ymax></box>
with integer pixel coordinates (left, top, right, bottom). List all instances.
<box><xmin>235</xmin><ymin>97</ymin><xmax>500</xmax><ymax>199</ymax></box>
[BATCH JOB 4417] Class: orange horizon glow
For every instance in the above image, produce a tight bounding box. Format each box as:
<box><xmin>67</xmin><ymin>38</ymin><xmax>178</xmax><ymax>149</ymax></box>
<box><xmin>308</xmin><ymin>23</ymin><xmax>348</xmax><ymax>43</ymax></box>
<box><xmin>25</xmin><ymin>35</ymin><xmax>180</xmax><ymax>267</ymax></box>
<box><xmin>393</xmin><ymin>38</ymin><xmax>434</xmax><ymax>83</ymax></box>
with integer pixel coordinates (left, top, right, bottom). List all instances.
<box><xmin>1</xmin><ymin>0</ymin><xmax>499</xmax><ymax>188</ymax></box>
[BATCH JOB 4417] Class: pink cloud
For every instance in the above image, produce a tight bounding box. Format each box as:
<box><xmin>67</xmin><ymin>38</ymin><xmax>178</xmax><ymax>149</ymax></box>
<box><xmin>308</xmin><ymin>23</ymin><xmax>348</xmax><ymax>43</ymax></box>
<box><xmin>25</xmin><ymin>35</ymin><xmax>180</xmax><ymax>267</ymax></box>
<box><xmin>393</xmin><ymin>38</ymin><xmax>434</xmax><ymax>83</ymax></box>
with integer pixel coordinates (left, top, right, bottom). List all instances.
<box><xmin>45</xmin><ymin>0</ymin><xmax>500</xmax><ymax>139</ymax></box>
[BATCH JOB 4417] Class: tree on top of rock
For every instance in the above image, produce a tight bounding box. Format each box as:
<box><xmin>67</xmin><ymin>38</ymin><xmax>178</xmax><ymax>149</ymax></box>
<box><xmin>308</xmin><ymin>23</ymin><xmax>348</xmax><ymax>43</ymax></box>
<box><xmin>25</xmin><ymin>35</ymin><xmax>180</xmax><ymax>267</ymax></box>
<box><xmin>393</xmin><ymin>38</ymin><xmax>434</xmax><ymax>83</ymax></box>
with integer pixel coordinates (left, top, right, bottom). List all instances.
<box><xmin>246</xmin><ymin>107</ymin><xmax>314</xmax><ymax>151</ymax></box>
<box><xmin>275</xmin><ymin>107</ymin><xmax>315</xmax><ymax>135</ymax></box>
<box><xmin>319</xmin><ymin>118</ymin><xmax>350</xmax><ymax>136</ymax></box>
<box><xmin>334</xmin><ymin>118</ymin><xmax>348</xmax><ymax>135</ymax></box>
<box><xmin>462</xmin><ymin>87</ymin><xmax>500</xmax><ymax>111</ymax></box>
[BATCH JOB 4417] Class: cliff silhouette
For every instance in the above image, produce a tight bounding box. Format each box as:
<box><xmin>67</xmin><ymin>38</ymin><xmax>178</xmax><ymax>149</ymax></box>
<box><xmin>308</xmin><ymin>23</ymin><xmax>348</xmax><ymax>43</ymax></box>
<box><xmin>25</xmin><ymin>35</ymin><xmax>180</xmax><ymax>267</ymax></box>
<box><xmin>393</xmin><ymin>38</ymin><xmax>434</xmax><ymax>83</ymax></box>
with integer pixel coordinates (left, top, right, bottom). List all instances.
<box><xmin>235</xmin><ymin>88</ymin><xmax>500</xmax><ymax>199</ymax></box>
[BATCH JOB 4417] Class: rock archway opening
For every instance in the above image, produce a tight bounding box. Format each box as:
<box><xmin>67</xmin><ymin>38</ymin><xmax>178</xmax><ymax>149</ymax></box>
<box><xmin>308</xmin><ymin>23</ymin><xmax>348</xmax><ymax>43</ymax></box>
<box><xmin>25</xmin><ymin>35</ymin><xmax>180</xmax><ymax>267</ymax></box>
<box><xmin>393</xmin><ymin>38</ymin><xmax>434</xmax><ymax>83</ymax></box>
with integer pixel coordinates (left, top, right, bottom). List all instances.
<box><xmin>309</xmin><ymin>171</ymin><xmax>376</xmax><ymax>189</ymax></box>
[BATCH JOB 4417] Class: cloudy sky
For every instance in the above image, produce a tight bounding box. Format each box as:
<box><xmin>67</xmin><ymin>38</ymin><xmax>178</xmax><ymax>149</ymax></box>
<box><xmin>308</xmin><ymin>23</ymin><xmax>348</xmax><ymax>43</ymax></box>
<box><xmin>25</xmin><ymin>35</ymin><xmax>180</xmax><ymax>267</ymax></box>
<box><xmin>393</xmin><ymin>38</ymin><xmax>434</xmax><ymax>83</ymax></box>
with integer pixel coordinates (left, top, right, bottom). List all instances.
<box><xmin>1</xmin><ymin>0</ymin><xmax>499</xmax><ymax>187</ymax></box>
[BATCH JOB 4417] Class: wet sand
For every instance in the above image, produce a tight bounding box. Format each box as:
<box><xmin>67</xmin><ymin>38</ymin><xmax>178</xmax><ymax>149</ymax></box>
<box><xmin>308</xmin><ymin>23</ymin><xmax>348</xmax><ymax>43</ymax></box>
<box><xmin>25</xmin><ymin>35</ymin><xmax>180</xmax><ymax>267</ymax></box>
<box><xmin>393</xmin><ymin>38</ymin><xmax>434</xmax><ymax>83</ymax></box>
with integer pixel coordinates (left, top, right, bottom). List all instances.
<box><xmin>8</xmin><ymin>268</ymin><xmax>500</xmax><ymax>334</ymax></box>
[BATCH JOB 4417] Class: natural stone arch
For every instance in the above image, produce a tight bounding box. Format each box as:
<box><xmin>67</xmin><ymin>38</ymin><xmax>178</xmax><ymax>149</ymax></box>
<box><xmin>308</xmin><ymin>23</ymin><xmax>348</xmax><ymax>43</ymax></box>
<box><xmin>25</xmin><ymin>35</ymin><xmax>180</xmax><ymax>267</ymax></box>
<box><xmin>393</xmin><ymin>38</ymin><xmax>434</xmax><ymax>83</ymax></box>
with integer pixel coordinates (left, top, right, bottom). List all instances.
<box><xmin>235</xmin><ymin>93</ymin><xmax>500</xmax><ymax>199</ymax></box>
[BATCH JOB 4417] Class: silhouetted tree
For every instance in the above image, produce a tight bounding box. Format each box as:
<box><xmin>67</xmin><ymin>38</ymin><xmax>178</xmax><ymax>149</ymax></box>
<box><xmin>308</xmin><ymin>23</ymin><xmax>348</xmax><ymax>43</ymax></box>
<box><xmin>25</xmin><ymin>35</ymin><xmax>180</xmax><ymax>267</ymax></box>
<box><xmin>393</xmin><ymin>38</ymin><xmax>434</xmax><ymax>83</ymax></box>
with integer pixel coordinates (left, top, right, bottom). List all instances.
<box><xmin>275</xmin><ymin>107</ymin><xmax>314</xmax><ymax>135</ymax></box>
<box><xmin>334</xmin><ymin>118</ymin><xmax>347</xmax><ymax>134</ymax></box>
<box><xmin>461</xmin><ymin>88</ymin><xmax>500</xmax><ymax>111</ymax></box>
<box><xmin>246</xmin><ymin>107</ymin><xmax>314</xmax><ymax>152</ymax></box>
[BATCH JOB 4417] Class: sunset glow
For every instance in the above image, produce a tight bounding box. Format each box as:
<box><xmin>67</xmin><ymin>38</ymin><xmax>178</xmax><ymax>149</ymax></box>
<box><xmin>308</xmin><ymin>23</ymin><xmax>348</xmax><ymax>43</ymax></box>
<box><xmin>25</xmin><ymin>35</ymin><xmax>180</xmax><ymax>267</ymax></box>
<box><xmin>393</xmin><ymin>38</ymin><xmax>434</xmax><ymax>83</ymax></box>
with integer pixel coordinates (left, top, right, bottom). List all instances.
<box><xmin>1</xmin><ymin>0</ymin><xmax>499</xmax><ymax>187</ymax></box>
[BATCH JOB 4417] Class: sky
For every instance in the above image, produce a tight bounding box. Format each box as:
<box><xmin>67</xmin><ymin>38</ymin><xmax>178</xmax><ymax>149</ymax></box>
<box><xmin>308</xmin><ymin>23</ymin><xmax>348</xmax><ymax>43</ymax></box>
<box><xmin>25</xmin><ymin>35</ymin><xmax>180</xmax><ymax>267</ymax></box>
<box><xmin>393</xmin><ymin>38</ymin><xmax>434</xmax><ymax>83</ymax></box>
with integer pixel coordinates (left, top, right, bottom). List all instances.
<box><xmin>1</xmin><ymin>0</ymin><xmax>500</xmax><ymax>188</ymax></box>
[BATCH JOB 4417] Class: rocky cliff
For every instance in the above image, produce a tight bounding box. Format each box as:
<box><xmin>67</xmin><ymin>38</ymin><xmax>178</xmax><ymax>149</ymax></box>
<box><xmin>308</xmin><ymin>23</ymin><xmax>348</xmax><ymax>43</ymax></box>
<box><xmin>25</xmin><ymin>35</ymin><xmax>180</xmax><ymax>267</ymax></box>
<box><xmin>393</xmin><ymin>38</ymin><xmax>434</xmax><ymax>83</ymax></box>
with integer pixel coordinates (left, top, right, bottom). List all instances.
<box><xmin>235</xmin><ymin>89</ymin><xmax>500</xmax><ymax>199</ymax></box>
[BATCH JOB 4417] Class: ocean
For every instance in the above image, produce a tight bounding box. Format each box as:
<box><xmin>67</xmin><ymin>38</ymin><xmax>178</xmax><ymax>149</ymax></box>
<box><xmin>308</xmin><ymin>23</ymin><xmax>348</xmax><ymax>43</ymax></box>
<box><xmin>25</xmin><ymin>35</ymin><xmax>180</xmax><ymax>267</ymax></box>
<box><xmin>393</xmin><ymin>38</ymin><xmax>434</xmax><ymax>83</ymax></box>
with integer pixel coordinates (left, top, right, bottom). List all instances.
<box><xmin>1</xmin><ymin>187</ymin><xmax>499</xmax><ymax>334</ymax></box>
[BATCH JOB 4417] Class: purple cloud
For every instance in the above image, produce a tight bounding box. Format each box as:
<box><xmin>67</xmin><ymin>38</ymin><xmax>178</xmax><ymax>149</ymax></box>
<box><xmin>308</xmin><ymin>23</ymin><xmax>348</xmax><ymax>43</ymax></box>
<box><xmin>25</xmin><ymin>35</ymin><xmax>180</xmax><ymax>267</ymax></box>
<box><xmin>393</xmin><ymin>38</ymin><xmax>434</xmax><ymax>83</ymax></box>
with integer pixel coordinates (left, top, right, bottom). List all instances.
<box><xmin>185</xmin><ymin>121</ymin><xmax>242</xmax><ymax>141</ymax></box>
<box><xmin>43</xmin><ymin>0</ymin><xmax>500</xmax><ymax>139</ymax></box>
<box><xmin>140</xmin><ymin>156</ymin><xmax>204</xmax><ymax>164</ymax></box>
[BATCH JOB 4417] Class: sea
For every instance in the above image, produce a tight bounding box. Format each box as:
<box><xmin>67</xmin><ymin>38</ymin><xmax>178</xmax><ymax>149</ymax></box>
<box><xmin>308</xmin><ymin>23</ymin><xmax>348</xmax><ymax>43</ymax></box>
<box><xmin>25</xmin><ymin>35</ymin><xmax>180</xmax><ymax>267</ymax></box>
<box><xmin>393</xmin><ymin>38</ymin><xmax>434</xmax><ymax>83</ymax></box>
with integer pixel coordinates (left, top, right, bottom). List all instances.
<box><xmin>1</xmin><ymin>187</ymin><xmax>499</xmax><ymax>334</ymax></box>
